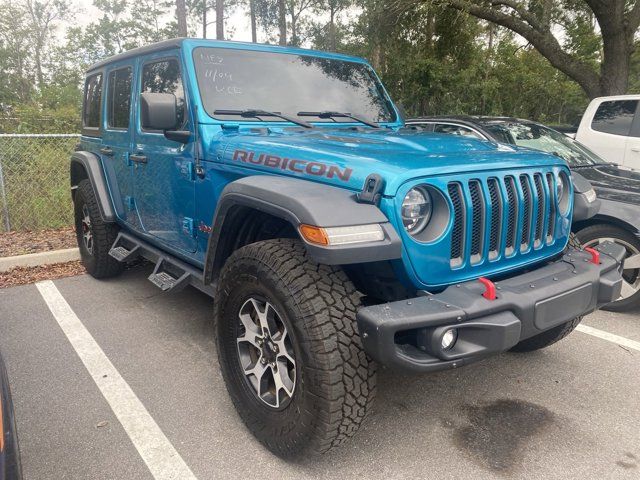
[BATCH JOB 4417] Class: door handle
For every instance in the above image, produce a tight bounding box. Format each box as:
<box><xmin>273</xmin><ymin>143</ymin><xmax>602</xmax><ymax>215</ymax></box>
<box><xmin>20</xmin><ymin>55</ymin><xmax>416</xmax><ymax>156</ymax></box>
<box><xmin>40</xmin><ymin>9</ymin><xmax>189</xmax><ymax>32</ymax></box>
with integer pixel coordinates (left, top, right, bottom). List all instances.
<box><xmin>631</xmin><ymin>147</ymin><xmax>640</xmax><ymax>153</ymax></box>
<box><xmin>100</xmin><ymin>147</ymin><xmax>114</xmax><ymax>156</ymax></box>
<box><xmin>130</xmin><ymin>153</ymin><xmax>147</xmax><ymax>164</ymax></box>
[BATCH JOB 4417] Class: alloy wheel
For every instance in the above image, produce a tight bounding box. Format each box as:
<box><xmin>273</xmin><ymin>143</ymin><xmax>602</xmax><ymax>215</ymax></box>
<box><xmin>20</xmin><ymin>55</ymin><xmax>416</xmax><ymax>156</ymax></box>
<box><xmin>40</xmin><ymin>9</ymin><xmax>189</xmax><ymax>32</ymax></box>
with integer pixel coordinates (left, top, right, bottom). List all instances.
<box><xmin>583</xmin><ymin>237</ymin><xmax>640</xmax><ymax>300</ymax></box>
<box><xmin>81</xmin><ymin>204</ymin><xmax>93</xmax><ymax>254</ymax></box>
<box><xmin>236</xmin><ymin>297</ymin><xmax>297</xmax><ymax>409</ymax></box>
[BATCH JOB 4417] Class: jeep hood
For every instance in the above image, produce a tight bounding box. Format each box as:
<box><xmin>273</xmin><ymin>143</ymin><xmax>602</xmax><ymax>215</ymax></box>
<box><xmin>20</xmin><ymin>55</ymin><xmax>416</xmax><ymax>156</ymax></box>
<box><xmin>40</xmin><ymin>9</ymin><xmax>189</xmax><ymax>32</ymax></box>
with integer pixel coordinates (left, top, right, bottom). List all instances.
<box><xmin>210</xmin><ymin>126</ymin><xmax>565</xmax><ymax>196</ymax></box>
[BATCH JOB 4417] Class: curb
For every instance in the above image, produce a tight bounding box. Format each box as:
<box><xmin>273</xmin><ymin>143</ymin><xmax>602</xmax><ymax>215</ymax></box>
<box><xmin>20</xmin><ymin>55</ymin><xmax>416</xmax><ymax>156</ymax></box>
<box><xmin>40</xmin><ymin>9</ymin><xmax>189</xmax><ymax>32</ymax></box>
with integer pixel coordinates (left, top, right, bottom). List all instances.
<box><xmin>0</xmin><ymin>248</ymin><xmax>80</xmax><ymax>272</ymax></box>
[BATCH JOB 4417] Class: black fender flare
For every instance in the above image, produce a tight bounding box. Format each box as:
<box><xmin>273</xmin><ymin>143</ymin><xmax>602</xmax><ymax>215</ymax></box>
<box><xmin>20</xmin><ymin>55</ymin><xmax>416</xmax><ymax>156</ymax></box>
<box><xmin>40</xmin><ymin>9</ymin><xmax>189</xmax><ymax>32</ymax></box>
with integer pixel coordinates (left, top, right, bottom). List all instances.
<box><xmin>571</xmin><ymin>171</ymin><xmax>601</xmax><ymax>222</ymax></box>
<box><xmin>70</xmin><ymin>151</ymin><xmax>116</xmax><ymax>222</ymax></box>
<box><xmin>203</xmin><ymin>176</ymin><xmax>402</xmax><ymax>284</ymax></box>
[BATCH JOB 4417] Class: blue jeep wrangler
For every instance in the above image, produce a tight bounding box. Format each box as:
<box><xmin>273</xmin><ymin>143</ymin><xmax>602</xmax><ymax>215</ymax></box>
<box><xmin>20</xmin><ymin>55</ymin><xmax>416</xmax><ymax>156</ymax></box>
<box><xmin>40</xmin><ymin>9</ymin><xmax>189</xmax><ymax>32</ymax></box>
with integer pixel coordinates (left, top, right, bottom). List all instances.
<box><xmin>71</xmin><ymin>38</ymin><xmax>624</xmax><ymax>456</ymax></box>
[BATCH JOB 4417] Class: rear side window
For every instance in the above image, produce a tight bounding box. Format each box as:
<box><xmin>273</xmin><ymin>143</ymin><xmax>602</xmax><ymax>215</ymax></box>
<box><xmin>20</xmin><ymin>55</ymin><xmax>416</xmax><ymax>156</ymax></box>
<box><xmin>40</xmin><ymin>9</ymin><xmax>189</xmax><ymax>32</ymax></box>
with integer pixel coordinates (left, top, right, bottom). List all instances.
<box><xmin>591</xmin><ymin>100</ymin><xmax>638</xmax><ymax>136</ymax></box>
<box><xmin>141</xmin><ymin>59</ymin><xmax>185</xmax><ymax>127</ymax></box>
<box><xmin>83</xmin><ymin>73</ymin><xmax>103</xmax><ymax>129</ymax></box>
<box><xmin>107</xmin><ymin>67</ymin><xmax>132</xmax><ymax>129</ymax></box>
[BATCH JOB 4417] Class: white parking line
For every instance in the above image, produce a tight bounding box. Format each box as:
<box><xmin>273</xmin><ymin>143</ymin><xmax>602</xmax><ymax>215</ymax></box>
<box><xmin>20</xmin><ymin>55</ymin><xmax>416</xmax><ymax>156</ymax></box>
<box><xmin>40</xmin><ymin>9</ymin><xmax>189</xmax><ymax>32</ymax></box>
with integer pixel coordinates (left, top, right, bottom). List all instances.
<box><xmin>35</xmin><ymin>280</ymin><xmax>198</xmax><ymax>480</ymax></box>
<box><xmin>576</xmin><ymin>324</ymin><xmax>640</xmax><ymax>352</ymax></box>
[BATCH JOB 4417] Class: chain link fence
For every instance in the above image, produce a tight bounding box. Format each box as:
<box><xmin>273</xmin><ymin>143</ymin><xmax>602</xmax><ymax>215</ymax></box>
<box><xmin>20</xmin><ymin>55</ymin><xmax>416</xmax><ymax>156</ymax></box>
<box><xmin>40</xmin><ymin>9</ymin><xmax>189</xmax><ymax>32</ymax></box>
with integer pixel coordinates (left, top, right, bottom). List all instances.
<box><xmin>0</xmin><ymin>134</ymin><xmax>79</xmax><ymax>232</ymax></box>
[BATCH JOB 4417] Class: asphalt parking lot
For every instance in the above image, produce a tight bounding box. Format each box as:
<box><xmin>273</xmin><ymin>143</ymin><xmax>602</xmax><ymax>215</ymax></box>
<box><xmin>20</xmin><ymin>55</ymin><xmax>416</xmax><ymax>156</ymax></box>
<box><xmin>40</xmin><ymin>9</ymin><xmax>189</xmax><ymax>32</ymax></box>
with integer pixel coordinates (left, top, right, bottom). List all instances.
<box><xmin>1</xmin><ymin>264</ymin><xmax>639</xmax><ymax>480</ymax></box>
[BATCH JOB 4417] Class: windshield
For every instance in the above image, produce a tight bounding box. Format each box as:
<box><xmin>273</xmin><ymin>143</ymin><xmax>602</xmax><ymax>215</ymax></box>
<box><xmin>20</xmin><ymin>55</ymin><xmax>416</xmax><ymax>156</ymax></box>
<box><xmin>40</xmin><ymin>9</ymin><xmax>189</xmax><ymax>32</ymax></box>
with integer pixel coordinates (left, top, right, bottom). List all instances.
<box><xmin>193</xmin><ymin>47</ymin><xmax>396</xmax><ymax>124</ymax></box>
<box><xmin>484</xmin><ymin>122</ymin><xmax>607</xmax><ymax>167</ymax></box>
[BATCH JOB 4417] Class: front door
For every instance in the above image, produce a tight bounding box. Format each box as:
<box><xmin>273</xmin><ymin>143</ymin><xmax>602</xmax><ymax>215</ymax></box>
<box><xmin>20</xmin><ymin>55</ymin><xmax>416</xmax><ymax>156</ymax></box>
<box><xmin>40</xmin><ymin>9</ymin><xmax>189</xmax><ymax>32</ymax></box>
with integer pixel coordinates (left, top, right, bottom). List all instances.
<box><xmin>132</xmin><ymin>52</ymin><xmax>197</xmax><ymax>253</ymax></box>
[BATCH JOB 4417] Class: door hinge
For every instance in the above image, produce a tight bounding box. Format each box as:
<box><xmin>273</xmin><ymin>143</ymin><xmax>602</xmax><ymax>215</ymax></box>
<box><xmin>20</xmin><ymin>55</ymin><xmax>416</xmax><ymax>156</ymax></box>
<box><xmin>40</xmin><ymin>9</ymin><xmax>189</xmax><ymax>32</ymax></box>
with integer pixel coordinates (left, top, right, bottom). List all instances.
<box><xmin>182</xmin><ymin>217</ymin><xmax>195</xmax><ymax>237</ymax></box>
<box><xmin>124</xmin><ymin>196</ymin><xmax>135</xmax><ymax>211</ymax></box>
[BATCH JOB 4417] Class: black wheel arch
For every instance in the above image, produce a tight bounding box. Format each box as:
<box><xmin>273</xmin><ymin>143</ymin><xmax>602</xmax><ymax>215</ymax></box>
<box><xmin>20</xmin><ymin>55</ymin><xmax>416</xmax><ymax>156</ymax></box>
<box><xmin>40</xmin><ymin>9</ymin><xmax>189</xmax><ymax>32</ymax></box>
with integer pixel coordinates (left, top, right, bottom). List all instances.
<box><xmin>203</xmin><ymin>175</ymin><xmax>402</xmax><ymax>285</ymax></box>
<box><xmin>70</xmin><ymin>151</ymin><xmax>116</xmax><ymax>223</ymax></box>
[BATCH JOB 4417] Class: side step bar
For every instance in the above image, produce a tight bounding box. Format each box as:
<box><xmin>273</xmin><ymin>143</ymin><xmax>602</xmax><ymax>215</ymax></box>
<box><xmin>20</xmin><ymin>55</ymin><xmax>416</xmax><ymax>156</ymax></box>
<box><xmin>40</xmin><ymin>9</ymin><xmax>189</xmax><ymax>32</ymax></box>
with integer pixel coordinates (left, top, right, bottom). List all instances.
<box><xmin>109</xmin><ymin>231</ymin><xmax>215</xmax><ymax>297</ymax></box>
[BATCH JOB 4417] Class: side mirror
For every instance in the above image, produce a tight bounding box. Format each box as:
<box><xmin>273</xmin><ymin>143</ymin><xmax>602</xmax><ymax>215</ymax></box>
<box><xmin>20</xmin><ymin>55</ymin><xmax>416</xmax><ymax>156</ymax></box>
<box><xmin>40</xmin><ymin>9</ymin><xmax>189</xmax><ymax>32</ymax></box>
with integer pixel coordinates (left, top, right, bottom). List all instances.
<box><xmin>140</xmin><ymin>92</ymin><xmax>178</xmax><ymax>131</ymax></box>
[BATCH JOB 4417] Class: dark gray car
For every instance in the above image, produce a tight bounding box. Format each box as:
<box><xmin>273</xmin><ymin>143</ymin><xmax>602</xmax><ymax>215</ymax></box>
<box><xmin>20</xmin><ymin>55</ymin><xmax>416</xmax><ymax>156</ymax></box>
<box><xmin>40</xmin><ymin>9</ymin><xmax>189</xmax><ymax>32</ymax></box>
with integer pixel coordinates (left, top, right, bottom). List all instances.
<box><xmin>407</xmin><ymin>116</ymin><xmax>640</xmax><ymax>312</ymax></box>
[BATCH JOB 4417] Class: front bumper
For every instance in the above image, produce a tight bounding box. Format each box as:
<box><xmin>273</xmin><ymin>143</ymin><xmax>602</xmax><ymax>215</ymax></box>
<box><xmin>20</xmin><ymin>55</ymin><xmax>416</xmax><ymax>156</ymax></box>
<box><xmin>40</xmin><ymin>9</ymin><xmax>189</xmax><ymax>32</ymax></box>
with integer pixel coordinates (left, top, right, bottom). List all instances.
<box><xmin>356</xmin><ymin>242</ymin><xmax>625</xmax><ymax>372</ymax></box>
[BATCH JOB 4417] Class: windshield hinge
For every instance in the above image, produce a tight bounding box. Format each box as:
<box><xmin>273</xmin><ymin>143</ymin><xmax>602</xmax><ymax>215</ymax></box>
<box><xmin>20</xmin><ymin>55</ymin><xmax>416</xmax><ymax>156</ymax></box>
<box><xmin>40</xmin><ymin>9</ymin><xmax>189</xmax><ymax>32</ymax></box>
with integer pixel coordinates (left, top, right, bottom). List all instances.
<box><xmin>357</xmin><ymin>174</ymin><xmax>384</xmax><ymax>205</ymax></box>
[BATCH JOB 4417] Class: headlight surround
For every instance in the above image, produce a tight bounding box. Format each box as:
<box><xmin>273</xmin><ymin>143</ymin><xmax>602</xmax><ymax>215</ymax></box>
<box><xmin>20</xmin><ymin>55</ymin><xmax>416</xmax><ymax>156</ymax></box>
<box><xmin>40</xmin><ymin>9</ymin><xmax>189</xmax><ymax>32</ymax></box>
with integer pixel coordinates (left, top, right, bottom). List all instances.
<box><xmin>402</xmin><ymin>186</ymin><xmax>432</xmax><ymax>234</ymax></box>
<box><xmin>557</xmin><ymin>171</ymin><xmax>571</xmax><ymax>215</ymax></box>
<box><xmin>556</xmin><ymin>174</ymin><xmax>565</xmax><ymax>202</ymax></box>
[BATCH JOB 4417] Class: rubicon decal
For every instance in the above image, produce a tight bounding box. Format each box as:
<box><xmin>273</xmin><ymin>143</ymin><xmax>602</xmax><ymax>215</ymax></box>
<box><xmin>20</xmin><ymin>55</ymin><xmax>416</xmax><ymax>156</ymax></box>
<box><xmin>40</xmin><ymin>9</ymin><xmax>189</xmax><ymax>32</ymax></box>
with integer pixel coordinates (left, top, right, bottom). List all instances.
<box><xmin>232</xmin><ymin>149</ymin><xmax>353</xmax><ymax>182</ymax></box>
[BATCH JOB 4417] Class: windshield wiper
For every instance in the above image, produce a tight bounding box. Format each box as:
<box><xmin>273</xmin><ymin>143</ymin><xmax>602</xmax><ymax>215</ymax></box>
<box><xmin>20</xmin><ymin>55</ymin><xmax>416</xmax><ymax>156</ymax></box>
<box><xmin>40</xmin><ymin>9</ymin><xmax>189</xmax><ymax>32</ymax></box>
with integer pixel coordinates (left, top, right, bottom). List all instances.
<box><xmin>213</xmin><ymin>109</ymin><xmax>313</xmax><ymax>128</ymax></box>
<box><xmin>297</xmin><ymin>111</ymin><xmax>380</xmax><ymax>129</ymax></box>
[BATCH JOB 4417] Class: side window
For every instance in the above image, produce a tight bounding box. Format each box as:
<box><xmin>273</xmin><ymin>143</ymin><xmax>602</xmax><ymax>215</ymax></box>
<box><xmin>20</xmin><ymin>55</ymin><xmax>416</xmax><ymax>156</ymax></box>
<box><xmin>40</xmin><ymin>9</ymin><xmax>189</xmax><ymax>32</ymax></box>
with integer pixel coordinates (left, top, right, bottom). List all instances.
<box><xmin>434</xmin><ymin>124</ymin><xmax>483</xmax><ymax>139</ymax></box>
<box><xmin>83</xmin><ymin>73</ymin><xmax>103</xmax><ymax>130</ymax></box>
<box><xmin>141</xmin><ymin>59</ymin><xmax>185</xmax><ymax>128</ymax></box>
<box><xmin>107</xmin><ymin>67</ymin><xmax>132</xmax><ymax>129</ymax></box>
<box><xmin>591</xmin><ymin>100</ymin><xmax>638</xmax><ymax>136</ymax></box>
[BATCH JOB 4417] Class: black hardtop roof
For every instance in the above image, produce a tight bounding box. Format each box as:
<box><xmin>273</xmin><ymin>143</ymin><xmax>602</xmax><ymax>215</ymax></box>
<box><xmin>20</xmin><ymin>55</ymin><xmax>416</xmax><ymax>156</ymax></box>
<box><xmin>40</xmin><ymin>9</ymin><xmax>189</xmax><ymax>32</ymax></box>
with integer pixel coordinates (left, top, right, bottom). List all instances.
<box><xmin>87</xmin><ymin>38</ymin><xmax>186</xmax><ymax>72</ymax></box>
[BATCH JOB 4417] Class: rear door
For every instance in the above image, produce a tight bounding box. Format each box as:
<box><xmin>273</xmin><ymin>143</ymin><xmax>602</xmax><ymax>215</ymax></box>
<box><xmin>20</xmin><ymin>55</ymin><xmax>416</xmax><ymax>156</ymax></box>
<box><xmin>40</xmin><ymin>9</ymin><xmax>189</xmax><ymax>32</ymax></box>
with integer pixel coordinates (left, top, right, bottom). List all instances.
<box><xmin>101</xmin><ymin>64</ymin><xmax>137</xmax><ymax>227</ymax></box>
<box><xmin>131</xmin><ymin>52</ymin><xmax>197</xmax><ymax>253</ymax></box>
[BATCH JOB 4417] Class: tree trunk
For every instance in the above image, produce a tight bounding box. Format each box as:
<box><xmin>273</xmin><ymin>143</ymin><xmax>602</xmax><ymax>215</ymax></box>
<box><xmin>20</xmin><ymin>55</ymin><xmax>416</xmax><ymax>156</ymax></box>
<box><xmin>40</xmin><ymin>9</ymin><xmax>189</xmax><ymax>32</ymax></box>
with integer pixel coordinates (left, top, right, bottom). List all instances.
<box><xmin>176</xmin><ymin>0</ymin><xmax>188</xmax><ymax>36</ymax></box>
<box><xmin>278</xmin><ymin>0</ymin><xmax>287</xmax><ymax>45</ymax></box>
<box><xmin>329</xmin><ymin>9</ymin><xmax>336</xmax><ymax>51</ymax></box>
<box><xmin>203</xmin><ymin>0</ymin><xmax>207</xmax><ymax>38</ymax></box>
<box><xmin>290</xmin><ymin>13</ymin><xmax>298</xmax><ymax>46</ymax></box>
<box><xmin>249</xmin><ymin>0</ymin><xmax>257</xmax><ymax>42</ymax></box>
<box><xmin>216</xmin><ymin>0</ymin><xmax>224</xmax><ymax>39</ymax></box>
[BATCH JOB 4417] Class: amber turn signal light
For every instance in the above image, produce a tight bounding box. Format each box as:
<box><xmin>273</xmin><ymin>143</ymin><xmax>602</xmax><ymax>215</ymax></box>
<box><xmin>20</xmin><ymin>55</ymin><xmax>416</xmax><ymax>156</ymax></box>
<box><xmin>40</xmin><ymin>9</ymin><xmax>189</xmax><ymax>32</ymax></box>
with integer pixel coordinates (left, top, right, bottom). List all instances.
<box><xmin>299</xmin><ymin>224</ymin><xmax>329</xmax><ymax>246</ymax></box>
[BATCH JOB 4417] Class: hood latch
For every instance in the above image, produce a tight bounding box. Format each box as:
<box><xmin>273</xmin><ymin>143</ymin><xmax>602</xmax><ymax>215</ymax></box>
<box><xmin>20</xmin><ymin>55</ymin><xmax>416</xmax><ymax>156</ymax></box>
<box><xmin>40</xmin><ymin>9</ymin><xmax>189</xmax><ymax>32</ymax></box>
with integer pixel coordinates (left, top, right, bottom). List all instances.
<box><xmin>357</xmin><ymin>174</ymin><xmax>384</xmax><ymax>205</ymax></box>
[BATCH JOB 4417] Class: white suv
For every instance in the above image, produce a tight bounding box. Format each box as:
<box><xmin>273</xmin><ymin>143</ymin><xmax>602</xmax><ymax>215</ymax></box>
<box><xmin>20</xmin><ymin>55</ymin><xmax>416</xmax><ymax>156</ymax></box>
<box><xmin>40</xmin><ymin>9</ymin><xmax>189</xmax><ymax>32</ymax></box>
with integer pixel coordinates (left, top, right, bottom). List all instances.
<box><xmin>576</xmin><ymin>94</ymin><xmax>640</xmax><ymax>169</ymax></box>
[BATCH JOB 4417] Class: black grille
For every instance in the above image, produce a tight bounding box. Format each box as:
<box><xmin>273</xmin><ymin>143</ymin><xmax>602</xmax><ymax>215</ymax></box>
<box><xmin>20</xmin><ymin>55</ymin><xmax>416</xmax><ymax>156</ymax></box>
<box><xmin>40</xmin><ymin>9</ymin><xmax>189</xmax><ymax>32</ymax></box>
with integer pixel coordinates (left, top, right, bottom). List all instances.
<box><xmin>533</xmin><ymin>174</ymin><xmax>545</xmax><ymax>245</ymax></box>
<box><xmin>519</xmin><ymin>175</ymin><xmax>532</xmax><ymax>249</ymax></box>
<box><xmin>447</xmin><ymin>171</ymin><xmax>560</xmax><ymax>268</ymax></box>
<box><xmin>469</xmin><ymin>180</ymin><xmax>484</xmax><ymax>260</ymax></box>
<box><xmin>487</xmin><ymin>178</ymin><xmax>502</xmax><ymax>255</ymax></box>
<box><xmin>505</xmin><ymin>177</ymin><xmax>518</xmax><ymax>251</ymax></box>
<box><xmin>546</xmin><ymin>173</ymin><xmax>556</xmax><ymax>242</ymax></box>
<box><xmin>448</xmin><ymin>183</ymin><xmax>465</xmax><ymax>261</ymax></box>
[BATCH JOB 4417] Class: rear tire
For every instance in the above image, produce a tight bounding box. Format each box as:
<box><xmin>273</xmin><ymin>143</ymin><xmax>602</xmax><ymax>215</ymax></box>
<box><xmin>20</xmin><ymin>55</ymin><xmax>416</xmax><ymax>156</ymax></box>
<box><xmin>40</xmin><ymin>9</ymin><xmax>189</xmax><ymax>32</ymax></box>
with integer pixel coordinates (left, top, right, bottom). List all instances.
<box><xmin>73</xmin><ymin>179</ymin><xmax>123</xmax><ymax>279</ymax></box>
<box><xmin>575</xmin><ymin>223</ymin><xmax>640</xmax><ymax>312</ymax></box>
<box><xmin>214</xmin><ymin>239</ymin><xmax>376</xmax><ymax>457</ymax></box>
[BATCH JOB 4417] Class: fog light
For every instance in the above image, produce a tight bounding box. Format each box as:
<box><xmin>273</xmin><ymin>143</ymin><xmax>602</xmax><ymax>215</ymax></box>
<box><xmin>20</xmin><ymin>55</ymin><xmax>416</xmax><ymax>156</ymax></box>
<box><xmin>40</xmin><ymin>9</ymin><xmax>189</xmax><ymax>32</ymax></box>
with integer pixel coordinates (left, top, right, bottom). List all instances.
<box><xmin>441</xmin><ymin>329</ymin><xmax>458</xmax><ymax>350</ymax></box>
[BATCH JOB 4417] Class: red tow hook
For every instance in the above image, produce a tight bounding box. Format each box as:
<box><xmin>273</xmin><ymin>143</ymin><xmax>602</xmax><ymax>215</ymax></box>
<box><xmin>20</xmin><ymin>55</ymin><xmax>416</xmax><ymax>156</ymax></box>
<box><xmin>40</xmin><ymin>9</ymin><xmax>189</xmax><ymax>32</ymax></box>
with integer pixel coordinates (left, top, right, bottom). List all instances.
<box><xmin>478</xmin><ymin>277</ymin><xmax>497</xmax><ymax>300</ymax></box>
<box><xmin>584</xmin><ymin>247</ymin><xmax>600</xmax><ymax>264</ymax></box>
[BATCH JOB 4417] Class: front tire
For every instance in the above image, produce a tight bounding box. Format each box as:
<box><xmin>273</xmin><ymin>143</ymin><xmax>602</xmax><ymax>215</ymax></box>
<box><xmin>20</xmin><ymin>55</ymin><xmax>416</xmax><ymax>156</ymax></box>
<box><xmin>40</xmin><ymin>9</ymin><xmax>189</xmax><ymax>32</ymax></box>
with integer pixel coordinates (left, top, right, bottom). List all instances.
<box><xmin>214</xmin><ymin>239</ymin><xmax>376</xmax><ymax>457</ymax></box>
<box><xmin>511</xmin><ymin>316</ymin><xmax>582</xmax><ymax>352</ymax></box>
<box><xmin>73</xmin><ymin>179</ymin><xmax>123</xmax><ymax>279</ymax></box>
<box><xmin>575</xmin><ymin>224</ymin><xmax>640</xmax><ymax>312</ymax></box>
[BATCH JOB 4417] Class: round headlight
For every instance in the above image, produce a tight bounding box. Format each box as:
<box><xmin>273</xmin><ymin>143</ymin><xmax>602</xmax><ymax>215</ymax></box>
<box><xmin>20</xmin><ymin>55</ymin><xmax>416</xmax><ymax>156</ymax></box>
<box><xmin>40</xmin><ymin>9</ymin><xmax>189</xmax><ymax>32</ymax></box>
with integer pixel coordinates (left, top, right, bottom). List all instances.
<box><xmin>402</xmin><ymin>187</ymin><xmax>432</xmax><ymax>234</ymax></box>
<box><xmin>556</xmin><ymin>175</ymin><xmax>565</xmax><ymax>202</ymax></box>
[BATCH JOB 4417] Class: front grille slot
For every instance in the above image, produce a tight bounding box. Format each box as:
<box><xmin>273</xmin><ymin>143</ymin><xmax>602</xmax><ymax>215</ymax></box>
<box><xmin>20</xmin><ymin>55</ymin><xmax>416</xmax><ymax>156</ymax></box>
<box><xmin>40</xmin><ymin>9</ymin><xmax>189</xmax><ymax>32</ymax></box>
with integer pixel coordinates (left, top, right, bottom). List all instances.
<box><xmin>519</xmin><ymin>175</ymin><xmax>532</xmax><ymax>251</ymax></box>
<box><xmin>487</xmin><ymin>178</ymin><xmax>502</xmax><ymax>259</ymax></box>
<box><xmin>446</xmin><ymin>170</ymin><xmax>560</xmax><ymax>268</ymax></box>
<box><xmin>448</xmin><ymin>182</ymin><xmax>465</xmax><ymax>266</ymax></box>
<box><xmin>546</xmin><ymin>173</ymin><xmax>556</xmax><ymax>242</ymax></box>
<box><xmin>533</xmin><ymin>173</ymin><xmax>545</xmax><ymax>247</ymax></box>
<box><xmin>505</xmin><ymin>176</ymin><xmax>518</xmax><ymax>255</ymax></box>
<box><xmin>469</xmin><ymin>180</ymin><xmax>485</xmax><ymax>263</ymax></box>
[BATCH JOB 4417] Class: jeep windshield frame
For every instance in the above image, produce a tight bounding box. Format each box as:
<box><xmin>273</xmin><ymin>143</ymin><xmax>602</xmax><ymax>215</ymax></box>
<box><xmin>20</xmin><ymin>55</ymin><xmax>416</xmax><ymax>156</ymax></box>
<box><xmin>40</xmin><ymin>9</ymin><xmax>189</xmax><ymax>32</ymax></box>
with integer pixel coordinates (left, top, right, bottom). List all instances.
<box><xmin>192</xmin><ymin>46</ymin><xmax>397</xmax><ymax>125</ymax></box>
